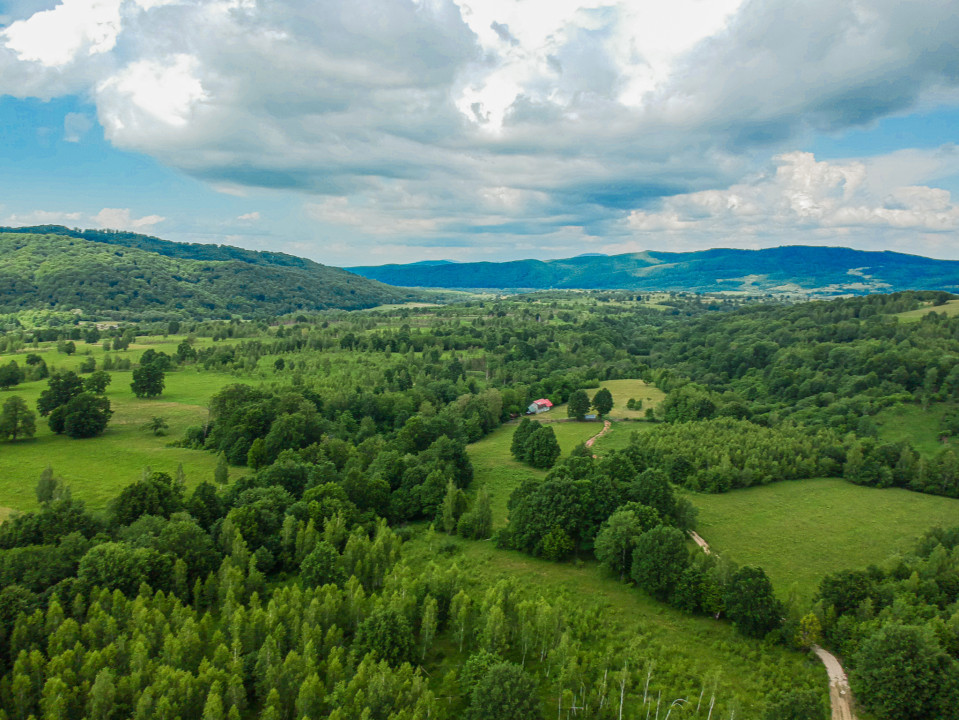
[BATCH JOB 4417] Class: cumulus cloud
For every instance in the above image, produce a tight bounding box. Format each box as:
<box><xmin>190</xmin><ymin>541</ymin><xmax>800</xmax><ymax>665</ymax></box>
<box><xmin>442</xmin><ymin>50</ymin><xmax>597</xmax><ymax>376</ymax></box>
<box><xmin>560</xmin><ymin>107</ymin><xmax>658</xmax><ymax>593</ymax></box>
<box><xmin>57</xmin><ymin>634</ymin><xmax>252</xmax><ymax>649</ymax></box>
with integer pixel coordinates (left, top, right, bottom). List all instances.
<box><xmin>1</xmin><ymin>0</ymin><xmax>959</xmax><ymax>257</ymax></box>
<box><xmin>3</xmin><ymin>210</ymin><xmax>85</xmax><ymax>225</ymax></box>
<box><xmin>606</xmin><ymin>150</ymin><xmax>959</xmax><ymax>256</ymax></box>
<box><xmin>94</xmin><ymin>207</ymin><xmax>165</xmax><ymax>230</ymax></box>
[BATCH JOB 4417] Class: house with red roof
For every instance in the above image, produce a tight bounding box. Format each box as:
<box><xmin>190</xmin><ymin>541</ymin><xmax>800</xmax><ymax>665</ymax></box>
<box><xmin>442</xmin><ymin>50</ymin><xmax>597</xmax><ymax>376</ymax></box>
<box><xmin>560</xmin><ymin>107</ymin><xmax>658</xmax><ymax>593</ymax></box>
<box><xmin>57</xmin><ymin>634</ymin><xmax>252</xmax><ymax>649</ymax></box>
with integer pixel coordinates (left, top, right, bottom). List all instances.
<box><xmin>527</xmin><ymin>398</ymin><xmax>553</xmax><ymax>414</ymax></box>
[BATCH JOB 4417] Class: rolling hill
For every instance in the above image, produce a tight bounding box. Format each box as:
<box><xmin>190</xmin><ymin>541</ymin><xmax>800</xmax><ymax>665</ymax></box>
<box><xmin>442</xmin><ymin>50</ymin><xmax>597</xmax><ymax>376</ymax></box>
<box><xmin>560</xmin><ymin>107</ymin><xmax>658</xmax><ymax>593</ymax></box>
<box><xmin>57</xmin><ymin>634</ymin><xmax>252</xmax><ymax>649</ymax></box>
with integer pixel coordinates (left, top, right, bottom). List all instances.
<box><xmin>349</xmin><ymin>246</ymin><xmax>959</xmax><ymax>294</ymax></box>
<box><xmin>0</xmin><ymin>226</ymin><xmax>430</xmax><ymax>319</ymax></box>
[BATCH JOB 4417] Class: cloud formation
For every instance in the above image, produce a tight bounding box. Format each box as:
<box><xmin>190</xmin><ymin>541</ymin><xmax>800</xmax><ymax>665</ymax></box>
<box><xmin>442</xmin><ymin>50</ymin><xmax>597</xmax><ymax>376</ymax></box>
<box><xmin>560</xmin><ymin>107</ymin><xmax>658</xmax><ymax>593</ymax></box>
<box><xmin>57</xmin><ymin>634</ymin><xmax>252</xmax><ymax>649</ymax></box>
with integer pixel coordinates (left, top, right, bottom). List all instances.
<box><xmin>1</xmin><ymin>0</ymin><xmax>958</xmax><ymax>260</ymax></box>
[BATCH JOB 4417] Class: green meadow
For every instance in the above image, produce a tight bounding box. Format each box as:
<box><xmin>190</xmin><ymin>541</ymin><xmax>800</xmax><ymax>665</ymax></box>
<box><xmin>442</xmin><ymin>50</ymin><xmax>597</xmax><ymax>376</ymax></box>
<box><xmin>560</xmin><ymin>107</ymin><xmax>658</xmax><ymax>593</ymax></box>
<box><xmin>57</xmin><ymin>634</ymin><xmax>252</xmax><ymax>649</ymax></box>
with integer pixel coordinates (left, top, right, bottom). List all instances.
<box><xmin>693</xmin><ymin>477</ymin><xmax>959</xmax><ymax>601</ymax></box>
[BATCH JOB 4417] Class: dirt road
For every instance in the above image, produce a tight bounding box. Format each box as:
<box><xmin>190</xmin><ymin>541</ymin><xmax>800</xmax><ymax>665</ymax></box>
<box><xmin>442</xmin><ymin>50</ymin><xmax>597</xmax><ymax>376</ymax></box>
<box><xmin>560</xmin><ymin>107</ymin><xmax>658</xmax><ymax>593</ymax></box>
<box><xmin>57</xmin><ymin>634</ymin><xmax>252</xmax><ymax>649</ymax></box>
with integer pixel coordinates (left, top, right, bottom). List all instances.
<box><xmin>688</xmin><ymin>530</ymin><xmax>711</xmax><ymax>555</ymax></box>
<box><xmin>813</xmin><ymin>646</ymin><xmax>857</xmax><ymax>720</ymax></box>
<box><xmin>585</xmin><ymin>420</ymin><xmax>611</xmax><ymax>450</ymax></box>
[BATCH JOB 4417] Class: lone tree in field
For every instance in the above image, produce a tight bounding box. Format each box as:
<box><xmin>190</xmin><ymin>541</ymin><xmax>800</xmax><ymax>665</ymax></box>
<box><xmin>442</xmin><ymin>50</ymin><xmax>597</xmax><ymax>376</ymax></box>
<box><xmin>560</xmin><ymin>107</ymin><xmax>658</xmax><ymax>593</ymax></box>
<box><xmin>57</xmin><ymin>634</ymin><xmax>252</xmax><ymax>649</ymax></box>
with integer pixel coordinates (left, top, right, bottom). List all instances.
<box><xmin>0</xmin><ymin>361</ymin><xmax>25</xmax><ymax>390</ymax></box>
<box><xmin>567</xmin><ymin>389</ymin><xmax>590</xmax><ymax>420</ymax></box>
<box><xmin>523</xmin><ymin>425</ymin><xmax>561</xmax><ymax>469</ymax></box>
<box><xmin>510</xmin><ymin>418</ymin><xmax>537</xmax><ymax>459</ymax></box>
<box><xmin>592</xmin><ymin>387</ymin><xmax>614</xmax><ymax>418</ymax></box>
<box><xmin>0</xmin><ymin>396</ymin><xmax>36</xmax><ymax>441</ymax></box>
<box><xmin>131</xmin><ymin>363</ymin><xmax>165</xmax><ymax>398</ymax></box>
<box><xmin>50</xmin><ymin>392</ymin><xmax>113</xmax><ymax>438</ymax></box>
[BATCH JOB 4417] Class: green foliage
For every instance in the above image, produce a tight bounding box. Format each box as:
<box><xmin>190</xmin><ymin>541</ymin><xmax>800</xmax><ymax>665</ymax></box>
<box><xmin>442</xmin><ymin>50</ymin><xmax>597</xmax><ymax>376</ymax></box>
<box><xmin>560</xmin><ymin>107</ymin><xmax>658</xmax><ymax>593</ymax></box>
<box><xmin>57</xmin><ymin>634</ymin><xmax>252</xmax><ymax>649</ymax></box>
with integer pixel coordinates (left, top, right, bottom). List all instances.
<box><xmin>510</xmin><ymin>418</ymin><xmax>537</xmax><ymax>459</ymax></box>
<box><xmin>723</xmin><ymin>566</ymin><xmax>781</xmax><ymax>638</ymax></box>
<box><xmin>567</xmin><ymin>389</ymin><xmax>590</xmax><ymax>420</ymax></box>
<box><xmin>467</xmin><ymin>662</ymin><xmax>540</xmax><ymax>720</ymax></box>
<box><xmin>36</xmin><ymin>371</ymin><xmax>84</xmax><ymax>416</ymax></box>
<box><xmin>591</xmin><ymin>386</ymin><xmax>613</xmax><ymax>416</ymax></box>
<box><xmin>49</xmin><ymin>392</ymin><xmax>113</xmax><ymax>438</ymax></box>
<box><xmin>853</xmin><ymin>624</ymin><xmax>959</xmax><ymax>720</ymax></box>
<box><xmin>0</xmin><ymin>396</ymin><xmax>35</xmax><ymax>441</ymax></box>
<box><xmin>0</xmin><ymin>230</ymin><xmax>429</xmax><ymax>318</ymax></box>
<box><xmin>300</xmin><ymin>541</ymin><xmax>345</xmax><ymax>587</ymax></box>
<box><xmin>0</xmin><ymin>360</ymin><xmax>24</xmax><ymax>389</ymax></box>
<box><xmin>131</xmin><ymin>362</ymin><xmax>166</xmax><ymax>398</ymax></box>
<box><xmin>630</xmin><ymin>525</ymin><xmax>690</xmax><ymax>601</ymax></box>
<box><xmin>83</xmin><ymin>370</ymin><xmax>111</xmax><ymax>393</ymax></box>
<box><xmin>354</xmin><ymin>606</ymin><xmax>416</xmax><ymax>666</ymax></box>
<box><xmin>762</xmin><ymin>690</ymin><xmax>827</xmax><ymax>720</ymax></box>
<box><xmin>523</xmin><ymin>425</ymin><xmax>561</xmax><ymax>469</ymax></box>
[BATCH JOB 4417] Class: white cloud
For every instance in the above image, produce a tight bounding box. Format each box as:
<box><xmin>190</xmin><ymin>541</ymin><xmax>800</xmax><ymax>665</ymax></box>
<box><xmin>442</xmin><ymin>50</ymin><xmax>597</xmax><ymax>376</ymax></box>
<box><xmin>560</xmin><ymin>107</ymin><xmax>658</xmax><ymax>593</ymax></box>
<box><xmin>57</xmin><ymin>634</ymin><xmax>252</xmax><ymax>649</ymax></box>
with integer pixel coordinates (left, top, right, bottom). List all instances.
<box><xmin>611</xmin><ymin>150</ymin><xmax>959</xmax><ymax>256</ymax></box>
<box><xmin>94</xmin><ymin>207</ymin><xmax>165</xmax><ymax>230</ymax></box>
<box><xmin>1</xmin><ymin>0</ymin><xmax>959</xmax><ymax>258</ymax></box>
<box><xmin>1</xmin><ymin>0</ymin><xmax>123</xmax><ymax>67</ymax></box>
<box><xmin>236</xmin><ymin>211</ymin><xmax>260</xmax><ymax>221</ymax></box>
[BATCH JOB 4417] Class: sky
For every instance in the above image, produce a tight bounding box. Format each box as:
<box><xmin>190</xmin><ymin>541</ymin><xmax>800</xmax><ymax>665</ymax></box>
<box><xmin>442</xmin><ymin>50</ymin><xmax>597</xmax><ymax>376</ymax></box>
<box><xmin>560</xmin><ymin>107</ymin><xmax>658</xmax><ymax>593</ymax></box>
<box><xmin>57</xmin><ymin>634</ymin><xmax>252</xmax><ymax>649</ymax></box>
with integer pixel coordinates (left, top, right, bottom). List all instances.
<box><xmin>1</xmin><ymin>0</ymin><xmax>958</xmax><ymax>266</ymax></box>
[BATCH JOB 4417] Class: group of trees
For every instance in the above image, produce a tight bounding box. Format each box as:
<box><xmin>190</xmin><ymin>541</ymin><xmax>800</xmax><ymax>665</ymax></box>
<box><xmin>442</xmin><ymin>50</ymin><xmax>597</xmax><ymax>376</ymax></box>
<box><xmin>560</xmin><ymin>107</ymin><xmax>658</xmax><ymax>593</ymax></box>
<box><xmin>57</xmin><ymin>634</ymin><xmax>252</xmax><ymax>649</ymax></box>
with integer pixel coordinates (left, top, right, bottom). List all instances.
<box><xmin>509</xmin><ymin>419</ymin><xmax>561</xmax><ymax>469</ymax></box>
<box><xmin>813</xmin><ymin>527</ymin><xmax>959</xmax><ymax>720</ymax></box>
<box><xmin>36</xmin><ymin>371</ymin><xmax>113</xmax><ymax>439</ymax></box>
<box><xmin>566</xmin><ymin>387</ymin><xmax>613</xmax><ymax>420</ymax></box>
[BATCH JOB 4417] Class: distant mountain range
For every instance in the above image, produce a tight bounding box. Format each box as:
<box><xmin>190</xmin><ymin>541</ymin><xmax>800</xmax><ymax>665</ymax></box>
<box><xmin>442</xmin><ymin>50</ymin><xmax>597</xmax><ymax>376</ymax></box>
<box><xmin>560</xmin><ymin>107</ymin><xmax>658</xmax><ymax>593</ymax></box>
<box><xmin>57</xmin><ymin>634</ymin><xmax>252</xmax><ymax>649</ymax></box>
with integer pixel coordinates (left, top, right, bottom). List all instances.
<box><xmin>349</xmin><ymin>246</ymin><xmax>959</xmax><ymax>294</ymax></box>
<box><xmin>0</xmin><ymin>226</ymin><xmax>429</xmax><ymax>319</ymax></box>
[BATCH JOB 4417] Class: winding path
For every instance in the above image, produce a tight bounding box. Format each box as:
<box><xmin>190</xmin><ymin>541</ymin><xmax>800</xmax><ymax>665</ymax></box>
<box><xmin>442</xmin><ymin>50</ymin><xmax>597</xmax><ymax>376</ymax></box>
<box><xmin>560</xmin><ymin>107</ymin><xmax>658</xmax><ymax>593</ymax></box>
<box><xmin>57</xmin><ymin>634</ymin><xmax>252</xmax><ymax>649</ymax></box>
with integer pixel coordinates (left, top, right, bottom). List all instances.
<box><xmin>585</xmin><ymin>420</ymin><xmax>611</xmax><ymax>453</ymax></box>
<box><xmin>688</xmin><ymin>531</ymin><xmax>857</xmax><ymax>719</ymax></box>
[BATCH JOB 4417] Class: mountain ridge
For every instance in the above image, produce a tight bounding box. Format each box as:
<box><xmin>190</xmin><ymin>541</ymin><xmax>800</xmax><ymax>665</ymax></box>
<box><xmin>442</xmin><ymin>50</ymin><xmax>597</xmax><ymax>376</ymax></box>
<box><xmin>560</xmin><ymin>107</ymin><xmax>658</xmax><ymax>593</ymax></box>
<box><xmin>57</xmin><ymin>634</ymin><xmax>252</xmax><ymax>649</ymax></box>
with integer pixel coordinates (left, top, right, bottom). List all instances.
<box><xmin>348</xmin><ymin>245</ymin><xmax>959</xmax><ymax>294</ymax></box>
<box><xmin>0</xmin><ymin>226</ymin><xmax>430</xmax><ymax>319</ymax></box>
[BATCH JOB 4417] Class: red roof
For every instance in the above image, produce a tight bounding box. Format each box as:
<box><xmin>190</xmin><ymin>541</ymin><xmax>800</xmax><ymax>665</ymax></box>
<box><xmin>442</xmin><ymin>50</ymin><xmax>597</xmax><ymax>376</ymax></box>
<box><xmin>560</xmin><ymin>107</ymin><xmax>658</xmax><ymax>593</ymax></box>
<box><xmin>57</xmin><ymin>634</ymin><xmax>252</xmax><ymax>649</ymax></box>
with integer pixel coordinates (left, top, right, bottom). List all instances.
<box><xmin>533</xmin><ymin>399</ymin><xmax>553</xmax><ymax>407</ymax></box>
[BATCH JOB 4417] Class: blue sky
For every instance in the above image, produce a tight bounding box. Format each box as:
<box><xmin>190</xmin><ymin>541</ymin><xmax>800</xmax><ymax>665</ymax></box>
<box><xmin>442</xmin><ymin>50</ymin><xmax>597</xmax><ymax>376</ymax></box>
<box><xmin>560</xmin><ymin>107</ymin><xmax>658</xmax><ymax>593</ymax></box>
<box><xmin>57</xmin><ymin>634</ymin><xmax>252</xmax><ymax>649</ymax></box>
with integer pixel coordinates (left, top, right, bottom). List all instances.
<box><xmin>1</xmin><ymin>0</ymin><xmax>958</xmax><ymax>265</ymax></box>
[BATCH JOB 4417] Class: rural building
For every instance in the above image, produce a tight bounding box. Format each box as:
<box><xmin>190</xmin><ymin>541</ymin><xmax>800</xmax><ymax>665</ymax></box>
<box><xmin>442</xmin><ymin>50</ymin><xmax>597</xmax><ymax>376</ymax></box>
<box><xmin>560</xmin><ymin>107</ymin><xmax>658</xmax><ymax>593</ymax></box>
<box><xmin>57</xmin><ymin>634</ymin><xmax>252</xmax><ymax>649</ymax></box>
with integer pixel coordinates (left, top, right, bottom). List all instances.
<box><xmin>528</xmin><ymin>398</ymin><xmax>553</xmax><ymax>414</ymax></box>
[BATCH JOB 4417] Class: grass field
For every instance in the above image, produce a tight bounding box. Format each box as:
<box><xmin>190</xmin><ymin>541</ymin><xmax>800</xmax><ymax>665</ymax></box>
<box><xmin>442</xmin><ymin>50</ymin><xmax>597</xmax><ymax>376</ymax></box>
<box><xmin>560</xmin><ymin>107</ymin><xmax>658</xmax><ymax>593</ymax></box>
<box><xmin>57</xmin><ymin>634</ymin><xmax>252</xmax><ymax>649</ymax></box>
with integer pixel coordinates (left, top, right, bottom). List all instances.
<box><xmin>599</xmin><ymin>378</ymin><xmax>665</xmax><ymax>419</ymax></box>
<box><xmin>467</xmin><ymin>420</ymin><xmax>599</xmax><ymax>528</ymax></box>
<box><xmin>874</xmin><ymin>402</ymin><xmax>955</xmax><ymax>457</ymax></box>
<box><xmin>591</xmin><ymin>420</ymin><xmax>657</xmax><ymax>454</ymax></box>
<box><xmin>0</xmin><ymin>368</ymin><xmax>245</xmax><ymax>513</ymax></box>
<box><xmin>895</xmin><ymin>298</ymin><xmax>959</xmax><ymax>322</ymax></box>
<box><xmin>694</xmin><ymin>477</ymin><xmax>959</xmax><ymax>601</ymax></box>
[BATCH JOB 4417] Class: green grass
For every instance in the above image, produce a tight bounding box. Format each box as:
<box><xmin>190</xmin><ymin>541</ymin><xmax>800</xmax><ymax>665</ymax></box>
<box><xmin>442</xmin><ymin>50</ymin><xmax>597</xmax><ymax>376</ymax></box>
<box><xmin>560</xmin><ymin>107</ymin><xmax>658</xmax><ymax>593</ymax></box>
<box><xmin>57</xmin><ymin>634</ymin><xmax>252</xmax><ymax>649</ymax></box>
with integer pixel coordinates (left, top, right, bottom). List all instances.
<box><xmin>467</xmin><ymin>420</ymin><xmax>599</xmax><ymax>528</ymax></box>
<box><xmin>895</xmin><ymin>299</ymin><xmax>959</xmax><ymax>322</ymax></box>
<box><xmin>591</xmin><ymin>420</ymin><xmax>657</xmax><ymax>454</ymax></box>
<box><xmin>0</xmin><ymin>369</ymin><xmax>245</xmax><ymax>513</ymax></box>
<box><xmin>874</xmin><ymin>402</ymin><xmax>956</xmax><ymax>457</ymax></box>
<box><xmin>597</xmin><ymin>378</ymin><xmax>665</xmax><ymax>419</ymax></box>
<box><xmin>693</xmin><ymin>477</ymin><xmax>959</xmax><ymax>601</ymax></box>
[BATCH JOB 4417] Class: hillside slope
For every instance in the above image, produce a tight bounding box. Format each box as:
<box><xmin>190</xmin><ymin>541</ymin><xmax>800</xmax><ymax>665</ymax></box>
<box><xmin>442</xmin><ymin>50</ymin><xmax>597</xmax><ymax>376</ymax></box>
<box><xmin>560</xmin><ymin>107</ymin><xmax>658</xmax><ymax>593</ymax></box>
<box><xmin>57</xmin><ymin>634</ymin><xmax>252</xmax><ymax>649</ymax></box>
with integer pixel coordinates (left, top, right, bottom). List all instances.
<box><xmin>0</xmin><ymin>227</ymin><xmax>426</xmax><ymax>318</ymax></box>
<box><xmin>350</xmin><ymin>246</ymin><xmax>959</xmax><ymax>294</ymax></box>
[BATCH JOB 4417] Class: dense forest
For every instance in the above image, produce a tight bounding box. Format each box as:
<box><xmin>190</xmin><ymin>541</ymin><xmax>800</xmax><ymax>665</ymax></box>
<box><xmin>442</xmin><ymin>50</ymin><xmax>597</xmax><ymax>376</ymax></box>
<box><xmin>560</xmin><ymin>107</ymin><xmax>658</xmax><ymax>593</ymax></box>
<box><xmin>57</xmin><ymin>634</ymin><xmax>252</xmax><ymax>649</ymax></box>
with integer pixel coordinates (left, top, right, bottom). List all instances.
<box><xmin>0</xmin><ymin>230</ymin><xmax>431</xmax><ymax>320</ymax></box>
<box><xmin>0</xmin><ymin>289</ymin><xmax>957</xmax><ymax>719</ymax></box>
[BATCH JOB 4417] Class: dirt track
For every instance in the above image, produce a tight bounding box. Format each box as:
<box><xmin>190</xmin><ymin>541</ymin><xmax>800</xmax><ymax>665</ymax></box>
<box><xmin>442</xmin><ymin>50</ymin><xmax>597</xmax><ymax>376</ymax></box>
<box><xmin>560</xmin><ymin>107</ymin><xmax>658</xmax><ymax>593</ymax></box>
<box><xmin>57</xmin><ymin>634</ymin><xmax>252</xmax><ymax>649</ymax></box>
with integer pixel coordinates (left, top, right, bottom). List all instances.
<box><xmin>585</xmin><ymin>420</ymin><xmax>611</xmax><ymax>449</ymax></box>
<box><xmin>813</xmin><ymin>646</ymin><xmax>857</xmax><ymax>720</ymax></box>
<box><xmin>688</xmin><ymin>532</ymin><xmax>856</xmax><ymax>719</ymax></box>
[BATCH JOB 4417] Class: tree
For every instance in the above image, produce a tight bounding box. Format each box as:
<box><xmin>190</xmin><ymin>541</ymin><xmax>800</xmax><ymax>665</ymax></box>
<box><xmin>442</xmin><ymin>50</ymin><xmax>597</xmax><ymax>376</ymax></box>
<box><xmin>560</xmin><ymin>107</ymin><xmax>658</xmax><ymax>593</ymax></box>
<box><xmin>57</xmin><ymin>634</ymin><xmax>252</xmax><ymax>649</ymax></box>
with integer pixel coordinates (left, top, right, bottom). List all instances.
<box><xmin>467</xmin><ymin>662</ymin><xmax>540</xmax><ymax>720</ymax></box>
<box><xmin>762</xmin><ymin>690</ymin><xmax>827</xmax><ymax>720</ymax></box>
<box><xmin>37</xmin><ymin>371</ymin><xmax>84</xmax><ymax>416</ymax></box>
<box><xmin>0</xmin><ymin>396</ymin><xmax>36</xmax><ymax>441</ymax></box>
<box><xmin>567</xmin><ymin>390</ymin><xmax>590</xmax><ymax>420</ymax></box>
<box><xmin>631</xmin><ymin>525</ymin><xmax>690</xmax><ymax>600</ymax></box>
<box><xmin>592</xmin><ymin>387</ymin><xmax>613</xmax><ymax>417</ymax></box>
<box><xmin>131</xmin><ymin>363</ymin><xmax>165</xmax><ymax>398</ymax></box>
<box><xmin>457</xmin><ymin>490</ymin><xmax>493</xmax><ymax>539</ymax></box>
<box><xmin>354</xmin><ymin>606</ymin><xmax>415</xmax><ymax>666</ymax></box>
<box><xmin>144</xmin><ymin>416</ymin><xmax>169</xmax><ymax>436</ymax></box>
<box><xmin>0</xmin><ymin>360</ymin><xmax>24</xmax><ymax>389</ymax></box>
<box><xmin>511</xmin><ymin>418</ymin><xmax>537</xmax><ymax>459</ymax></box>
<box><xmin>300</xmin><ymin>541</ymin><xmax>345</xmax><ymax>587</ymax></box>
<box><xmin>794</xmin><ymin>613</ymin><xmax>822</xmax><ymax>650</ymax></box>
<box><xmin>215</xmin><ymin>453</ymin><xmax>229</xmax><ymax>485</ymax></box>
<box><xmin>54</xmin><ymin>392</ymin><xmax>113</xmax><ymax>438</ymax></box>
<box><xmin>523</xmin><ymin>425</ymin><xmax>561</xmax><ymax>469</ymax></box>
<box><xmin>724</xmin><ymin>566</ymin><xmax>782</xmax><ymax>638</ymax></box>
<box><xmin>853</xmin><ymin>624</ymin><xmax>959</xmax><ymax>720</ymax></box>
<box><xmin>440</xmin><ymin>480</ymin><xmax>467</xmax><ymax>533</ymax></box>
<box><xmin>84</xmin><ymin>370</ymin><xmax>112</xmax><ymax>394</ymax></box>
<box><xmin>594</xmin><ymin>509</ymin><xmax>646</xmax><ymax>581</ymax></box>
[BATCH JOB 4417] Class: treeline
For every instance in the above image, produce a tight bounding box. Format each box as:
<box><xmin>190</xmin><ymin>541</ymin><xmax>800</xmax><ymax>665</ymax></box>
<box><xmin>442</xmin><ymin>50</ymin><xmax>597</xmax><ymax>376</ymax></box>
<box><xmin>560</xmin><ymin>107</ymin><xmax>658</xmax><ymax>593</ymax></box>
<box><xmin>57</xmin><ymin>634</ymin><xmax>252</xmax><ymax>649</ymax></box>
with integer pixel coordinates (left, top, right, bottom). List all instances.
<box><xmin>815</xmin><ymin>527</ymin><xmax>959</xmax><ymax>720</ymax></box>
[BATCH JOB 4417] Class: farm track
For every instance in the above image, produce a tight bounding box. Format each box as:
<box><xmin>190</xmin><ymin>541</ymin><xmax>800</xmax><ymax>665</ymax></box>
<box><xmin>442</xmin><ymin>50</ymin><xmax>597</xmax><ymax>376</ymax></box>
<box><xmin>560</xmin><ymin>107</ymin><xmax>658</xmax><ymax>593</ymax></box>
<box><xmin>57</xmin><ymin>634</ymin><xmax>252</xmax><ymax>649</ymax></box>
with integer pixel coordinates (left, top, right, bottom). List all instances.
<box><xmin>690</xmin><ymin>529</ymin><xmax>858</xmax><ymax>719</ymax></box>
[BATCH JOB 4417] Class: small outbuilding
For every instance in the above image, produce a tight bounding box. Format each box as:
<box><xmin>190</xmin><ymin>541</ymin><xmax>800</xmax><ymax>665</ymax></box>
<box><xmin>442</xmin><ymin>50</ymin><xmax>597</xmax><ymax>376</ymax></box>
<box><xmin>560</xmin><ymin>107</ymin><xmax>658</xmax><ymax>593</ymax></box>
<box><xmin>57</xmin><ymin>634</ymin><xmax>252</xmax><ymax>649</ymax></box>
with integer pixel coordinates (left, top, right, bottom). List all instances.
<box><xmin>527</xmin><ymin>398</ymin><xmax>553</xmax><ymax>414</ymax></box>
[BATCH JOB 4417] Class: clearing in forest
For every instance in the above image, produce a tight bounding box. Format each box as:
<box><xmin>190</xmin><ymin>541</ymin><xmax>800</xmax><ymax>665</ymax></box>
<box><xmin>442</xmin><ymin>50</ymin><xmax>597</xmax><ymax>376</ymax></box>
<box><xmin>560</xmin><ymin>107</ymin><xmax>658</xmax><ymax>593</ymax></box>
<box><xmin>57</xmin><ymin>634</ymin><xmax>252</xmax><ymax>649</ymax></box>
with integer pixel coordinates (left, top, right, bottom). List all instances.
<box><xmin>693</xmin><ymin>477</ymin><xmax>959</xmax><ymax>601</ymax></box>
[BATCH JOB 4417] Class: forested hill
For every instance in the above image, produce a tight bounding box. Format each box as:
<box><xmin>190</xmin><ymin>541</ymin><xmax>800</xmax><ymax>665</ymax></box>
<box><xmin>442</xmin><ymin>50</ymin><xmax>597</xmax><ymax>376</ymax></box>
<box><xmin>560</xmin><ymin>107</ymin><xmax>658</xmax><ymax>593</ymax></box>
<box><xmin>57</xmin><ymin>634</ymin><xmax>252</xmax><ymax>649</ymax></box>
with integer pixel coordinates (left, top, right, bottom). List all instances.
<box><xmin>0</xmin><ymin>227</ymin><xmax>429</xmax><ymax>319</ymax></box>
<box><xmin>349</xmin><ymin>246</ymin><xmax>959</xmax><ymax>294</ymax></box>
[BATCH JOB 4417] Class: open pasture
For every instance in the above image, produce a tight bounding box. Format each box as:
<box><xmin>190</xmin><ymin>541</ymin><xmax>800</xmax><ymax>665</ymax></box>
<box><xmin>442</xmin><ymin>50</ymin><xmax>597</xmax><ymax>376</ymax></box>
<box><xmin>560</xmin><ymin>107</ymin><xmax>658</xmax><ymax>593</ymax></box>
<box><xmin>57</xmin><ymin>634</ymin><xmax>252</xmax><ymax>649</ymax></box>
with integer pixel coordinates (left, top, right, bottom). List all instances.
<box><xmin>599</xmin><ymin>378</ymin><xmax>665</xmax><ymax>418</ymax></box>
<box><xmin>693</xmin><ymin>477</ymin><xmax>959</xmax><ymax>601</ymax></box>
